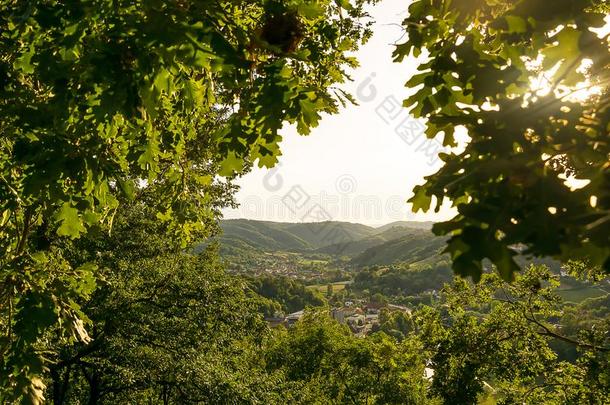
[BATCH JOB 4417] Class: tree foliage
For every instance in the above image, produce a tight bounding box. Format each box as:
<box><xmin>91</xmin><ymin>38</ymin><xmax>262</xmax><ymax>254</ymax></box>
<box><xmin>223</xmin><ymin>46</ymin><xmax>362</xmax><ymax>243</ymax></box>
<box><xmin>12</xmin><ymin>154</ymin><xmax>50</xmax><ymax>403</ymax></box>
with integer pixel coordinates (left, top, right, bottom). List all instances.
<box><xmin>264</xmin><ymin>311</ymin><xmax>430</xmax><ymax>404</ymax></box>
<box><xmin>0</xmin><ymin>0</ymin><xmax>373</xmax><ymax>400</ymax></box>
<box><xmin>47</xmin><ymin>206</ymin><xmax>274</xmax><ymax>404</ymax></box>
<box><xmin>397</xmin><ymin>0</ymin><xmax>610</xmax><ymax>281</ymax></box>
<box><xmin>246</xmin><ymin>274</ymin><xmax>326</xmax><ymax>315</ymax></box>
<box><xmin>3</xmin><ymin>0</ymin><xmax>609</xmax><ymax>402</ymax></box>
<box><xmin>352</xmin><ymin>262</ymin><xmax>452</xmax><ymax>297</ymax></box>
<box><xmin>263</xmin><ymin>265</ymin><xmax>609</xmax><ymax>404</ymax></box>
<box><xmin>416</xmin><ymin>265</ymin><xmax>609</xmax><ymax>403</ymax></box>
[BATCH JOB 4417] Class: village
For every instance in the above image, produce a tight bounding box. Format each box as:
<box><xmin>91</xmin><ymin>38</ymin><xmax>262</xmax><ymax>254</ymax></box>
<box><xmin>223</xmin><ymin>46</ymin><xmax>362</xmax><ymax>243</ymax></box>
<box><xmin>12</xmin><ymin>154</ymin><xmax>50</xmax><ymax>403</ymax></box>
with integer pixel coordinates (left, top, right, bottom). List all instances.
<box><xmin>265</xmin><ymin>300</ymin><xmax>412</xmax><ymax>337</ymax></box>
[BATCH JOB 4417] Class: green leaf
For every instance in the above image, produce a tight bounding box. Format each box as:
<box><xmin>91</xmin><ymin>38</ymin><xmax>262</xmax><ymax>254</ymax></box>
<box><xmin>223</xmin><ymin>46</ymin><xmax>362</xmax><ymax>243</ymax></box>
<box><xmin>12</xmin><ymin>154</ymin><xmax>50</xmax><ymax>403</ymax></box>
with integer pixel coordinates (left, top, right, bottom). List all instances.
<box><xmin>138</xmin><ymin>124</ymin><xmax>160</xmax><ymax>172</ymax></box>
<box><xmin>337</xmin><ymin>39</ymin><xmax>354</xmax><ymax>51</ymax></box>
<box><xmin>409</xmin><ymin>185</ymin><xmax>432</xmax><ymax>212</ymax></box>
<box><xmin>118</xmin><ymin>178</ymin><xmax>136</xmax><ymax>200</ymax></box>
<box><xmin>156</xmin><ymin>208</ymin><xmax>173</xmax><ymax>222</ymax></box>
<box><xmin>407</xmin><ymin>0</ymin><xmax>426</xmax><ymax>20</ymax></box>
<box><xmin>82</xmin><ymin>210</ymin><xmax>101</xmax><ymax>226</ymax></box>
<box><xmin>30</xmin><ymin>252</ymin><xmax>48</xmax><ymax>264</ymax></box>
<box><xmin>219</xmin><ymin>152</ymin><xmax>245</xmax><ymax>177</ymax></box>
<box><xmin>55</xmin><ymin>202</ymin><xmax>86</xmax><ymax>238</ymax></box>
<box><xmin>406</xmin><ymin>72</ymin><xmax>430</xmax><ymax>88</ymax></box>
<box><xmin>153</xmin><ymin>68</ymin><xmax>173</xmax><ymax>95</ymax></box>
<box><xmin>256</xmin><ymin>141</ymin><xmax>282</xmax><ymax>168</ymax></box>
<box><xmin>72</xmin><ymin>263</ymin><xmax>98</xmax><ymax>296</ymax></box>
<box><xmin>335</xmin><ymin>0</ymin><xmax>353</xmax><ymax>11</ymax></box>
<box><xmin>14</xmin><ymin>46</ymin><xmax>35</xmax><ymax>74</ymax></box>
<box><xmin>183</xmin><ymin>79</ymin><xmax>204</xmax><ymax>110</ymax></box>
<box><xmin>542</xmin><ymin>27</ymin><xmax>583</xmax><ymax>84</ymax></box>
<box><xmin>297</xmin><ymin>99</ymin><xmax>321</xmax><ymax>134</ymax></box>
<box><xmin>298</xmin><ymin>3</ymin><xmax>325</xmax><ymax>19</ymax></box>
<box><xmin>505</xmin><ymin>16</ymin><xmax>527</xmax><ymax>33</ymax></box>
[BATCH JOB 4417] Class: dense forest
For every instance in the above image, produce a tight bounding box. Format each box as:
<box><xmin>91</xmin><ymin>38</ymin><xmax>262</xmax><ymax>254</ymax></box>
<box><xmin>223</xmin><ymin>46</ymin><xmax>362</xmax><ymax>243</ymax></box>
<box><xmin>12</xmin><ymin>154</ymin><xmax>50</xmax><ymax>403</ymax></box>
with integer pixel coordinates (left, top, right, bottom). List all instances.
<box><xmin>1</xmin><ymin>0</ymin><xmax>609</xmax><ymax>404</ymax></box>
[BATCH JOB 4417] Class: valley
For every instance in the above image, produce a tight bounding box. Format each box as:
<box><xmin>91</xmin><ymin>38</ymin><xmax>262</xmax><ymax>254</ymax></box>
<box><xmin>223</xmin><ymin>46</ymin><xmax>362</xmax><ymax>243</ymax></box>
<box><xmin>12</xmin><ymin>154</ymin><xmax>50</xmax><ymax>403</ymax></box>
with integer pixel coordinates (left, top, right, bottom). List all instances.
<box><xmin>215</xmin><ymin>219</ymin><xmax>609</xmax><ymax>336</ymax></box>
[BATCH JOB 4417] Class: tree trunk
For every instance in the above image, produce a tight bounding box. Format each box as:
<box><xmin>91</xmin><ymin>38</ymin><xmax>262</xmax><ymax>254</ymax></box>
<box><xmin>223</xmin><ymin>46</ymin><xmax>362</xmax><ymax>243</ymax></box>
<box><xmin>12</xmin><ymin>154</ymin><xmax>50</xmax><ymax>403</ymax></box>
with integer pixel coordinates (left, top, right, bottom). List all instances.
<box><xmin>51</xmin><ymin>365</ymin><xmax>71</xmax><ymax>405</ymax></box>
<box><xmin>83</xmin><ymin>369</ymin><xmax>101</xmax><ymax>405</ymax></box>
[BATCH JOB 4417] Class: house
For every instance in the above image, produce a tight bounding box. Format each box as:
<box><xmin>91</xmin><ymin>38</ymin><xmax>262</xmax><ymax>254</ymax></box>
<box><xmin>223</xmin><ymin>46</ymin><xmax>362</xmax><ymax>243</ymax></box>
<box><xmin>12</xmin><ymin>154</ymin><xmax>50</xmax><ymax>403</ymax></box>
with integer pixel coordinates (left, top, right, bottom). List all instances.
<box><xmin>286</xmin><ymin>310</ymin><xmax>304</xmax><ymax>326</ymax></box>
<box><xmin>265</xmin><ymin>317</ymin><xmax>287</xmax><ymax>328</ymax></box>
<box><xmin>331</xmin><ymin>308</ymin><xmax>345</xmax><ymax>323</ymax></box>
<box><xmin>364</xmin><ymin>302</ymin><xmax>383</xmax><ymax>314</ymax></box>
<box><xmin>388</xmin><ymin>304</ymin><xmax>412</xmax><ymax>314</ymax></box>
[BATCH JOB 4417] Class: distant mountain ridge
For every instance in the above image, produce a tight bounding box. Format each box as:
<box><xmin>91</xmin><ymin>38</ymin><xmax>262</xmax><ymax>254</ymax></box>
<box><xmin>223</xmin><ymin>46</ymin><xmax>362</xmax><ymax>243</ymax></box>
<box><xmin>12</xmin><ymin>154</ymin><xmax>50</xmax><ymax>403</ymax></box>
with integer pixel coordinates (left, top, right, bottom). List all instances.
<box><xmin>315</xmin><ymin>226</ymin><xmax>434</xmax><ymax>257</ymax></box>
<box><xmin>350</xmin><ymin>230</ymin><xmax>447</xmax><ymax>266</ymax></box>
<box><xmin>220</xmin><ymin>219</ymin><xmax>378</xmax><ymax>251</ymax></box>
<box><xmin>219</xmin><ymin>219</ymin><xmax>445</xmax><ymax>266</ymax></box>
<box><xmin>217</xmin><ymin>219</ymin><xmax>564</xmax><ymax>274</ymax></box>
<box><xmin>375</xmin><ymin>221</ymin><xmax>434</xmax><ymax>232</ymax></box>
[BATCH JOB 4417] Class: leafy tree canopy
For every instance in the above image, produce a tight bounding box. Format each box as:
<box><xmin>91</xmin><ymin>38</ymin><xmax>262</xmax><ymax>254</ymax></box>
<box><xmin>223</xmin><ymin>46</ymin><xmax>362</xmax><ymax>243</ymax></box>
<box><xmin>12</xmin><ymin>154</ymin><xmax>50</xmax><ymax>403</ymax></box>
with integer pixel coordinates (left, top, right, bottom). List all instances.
<box><xmin>264</xmin><ymin>311</ymin><xmax>430</xmax><ymax>404</ymax></box>
<box><xmin>1</xmin><ymin>0</ymin><xmax>372</xmax><ymax>244</ymax></box>
<box><xmin>397</xmin><ymin>0</ymin><xmax>610</xmax><ymax>281</ymax></box>
<box><xmin>48</xmin><ymin>206</ymin><xmax>273</xmax><ymax>404</ymax></box>
<box><xmin>0</xmin><ymin>0</ymin><xmax>373</xmax><ymax>400</ymax></box>
<box><xmin>416</xmin><ymin>265</ymin><xmax>609</xmax><ymax>403</ymax></box>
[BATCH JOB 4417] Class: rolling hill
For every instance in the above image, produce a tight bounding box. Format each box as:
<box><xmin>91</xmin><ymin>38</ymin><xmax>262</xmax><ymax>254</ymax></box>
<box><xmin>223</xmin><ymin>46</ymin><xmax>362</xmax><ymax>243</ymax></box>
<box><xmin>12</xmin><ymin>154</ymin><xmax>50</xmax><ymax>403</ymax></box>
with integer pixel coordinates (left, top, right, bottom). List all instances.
<box><xmin>350</xmin><ymin>230</ymin><xmax>448</xmax><ymax>267</ymax></box>
<box><xmin>375</xmin><ymin>221</ymin><xmax>434</xmax><ymax>232</ymax></box>
<box><xmin>315</xmin><ymin>226</ymin><xmax>433</xmax><ymax>257</ymax></box>
<box><xmin>220</xmin><ymin>219</ymin><xmax>379</xmax><ymax>251</ymax></box>
<box><xmin>217</xmin><ymin>219</ymin><xmax>446</xmax><ymax>267</ymax></box>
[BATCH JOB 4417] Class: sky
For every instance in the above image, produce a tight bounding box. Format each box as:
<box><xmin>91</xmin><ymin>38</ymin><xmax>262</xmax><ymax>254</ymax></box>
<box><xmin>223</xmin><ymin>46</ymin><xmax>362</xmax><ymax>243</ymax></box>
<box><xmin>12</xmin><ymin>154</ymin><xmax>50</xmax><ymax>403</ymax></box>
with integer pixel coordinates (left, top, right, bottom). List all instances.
<box><xmin>222</xmin><ymin>0</ymin><xmax>459</xmax><ymax>226</ymax></box>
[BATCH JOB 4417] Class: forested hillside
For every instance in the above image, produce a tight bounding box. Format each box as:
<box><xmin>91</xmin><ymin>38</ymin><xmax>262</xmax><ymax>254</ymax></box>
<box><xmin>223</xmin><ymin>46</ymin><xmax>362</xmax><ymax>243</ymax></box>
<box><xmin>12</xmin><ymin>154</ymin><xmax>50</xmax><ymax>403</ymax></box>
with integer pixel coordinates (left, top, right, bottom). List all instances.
<box><xmin>219</xmin><ymin>219</ymin><xmax>445</xmax><ymax>263</ymax></box>
<box><xmin>350</xmin><ymin>229</ymin><xmax>447</xmax><ymax>266</ymax></box>
<box><xmin>220</xmin><ymin>219</ymin><xmax>379</xmax><ymax>251</ymax></box>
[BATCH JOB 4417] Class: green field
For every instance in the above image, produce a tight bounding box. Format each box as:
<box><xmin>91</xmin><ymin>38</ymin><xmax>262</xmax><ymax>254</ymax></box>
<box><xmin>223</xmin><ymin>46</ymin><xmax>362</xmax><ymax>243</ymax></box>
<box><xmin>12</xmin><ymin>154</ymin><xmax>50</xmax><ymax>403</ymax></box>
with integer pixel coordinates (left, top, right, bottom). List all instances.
<box><xmin>557</xmin><ymin>286</ymin><xmax>608</xmax><ymax>303</ymax></box>
<box><xmin>307</xmin><ymin>281</ymin><xmax>350</xmax><ymax>293</ymax></box>
<box><xmin>298</xmin><ymin>258</ymin><xmax>329</xmax><ymax>266</ymax></box>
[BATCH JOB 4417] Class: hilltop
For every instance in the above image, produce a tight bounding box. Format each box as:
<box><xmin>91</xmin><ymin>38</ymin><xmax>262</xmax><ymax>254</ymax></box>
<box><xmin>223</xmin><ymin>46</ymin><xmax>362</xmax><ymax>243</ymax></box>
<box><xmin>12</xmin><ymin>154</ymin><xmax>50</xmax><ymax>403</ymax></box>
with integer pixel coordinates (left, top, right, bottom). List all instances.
<box><xmin>217</xmin><ymin>219</ymin><xmax>446</xmax><ymax>267</ymax></box>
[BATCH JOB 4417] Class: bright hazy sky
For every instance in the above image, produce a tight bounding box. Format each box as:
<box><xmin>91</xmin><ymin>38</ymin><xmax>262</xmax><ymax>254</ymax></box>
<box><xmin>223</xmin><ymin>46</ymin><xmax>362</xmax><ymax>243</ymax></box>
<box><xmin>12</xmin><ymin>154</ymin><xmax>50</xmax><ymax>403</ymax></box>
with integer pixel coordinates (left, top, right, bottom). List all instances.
<box><xmin>221</xmin><ymin>5</ymin><xmax>610</xmax><ymax>226</ymax></box>
<box><xmin>222</xmin><ymin>0</ymin><xmax>458</xmax><ymax>226</ymax></box>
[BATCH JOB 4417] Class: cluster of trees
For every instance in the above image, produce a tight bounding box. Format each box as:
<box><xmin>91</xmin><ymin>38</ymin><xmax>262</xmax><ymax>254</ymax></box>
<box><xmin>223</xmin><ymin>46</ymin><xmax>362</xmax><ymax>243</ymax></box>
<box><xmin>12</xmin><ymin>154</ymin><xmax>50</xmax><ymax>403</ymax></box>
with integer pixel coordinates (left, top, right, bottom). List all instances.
<box><xmin>269</xmin><ymin>265</ymin><xmax>610</xmax><ymax>404</ymax></box>
<box><xmin>6</xmin><ymin>198</ymin><xmax>603</xmax><ymax>404</ymax></box>
<box><xmin>33</xmin><ymin>253</ymin><xmax>610</xmax><ymax>403</ymax></box>
<box><xmin>245</xmin><ymin>275</ymin><xmax>326</xmax><ymax>315</ymax></box>
<box><xmin>16</xmin><ymin>198</ymin><xmax>605</xmax><ymax>404</ymax></box>
<box><xmin>418</xmin><ymin>265</ymin><xmax>609</xmax><ymax>403</ymax></box>
<box><xmin>264</xmin><ymin>311</ymin><xmax>431</xmax><ymax>404</ymax></box>
<box><xmin>47</xmin><ymin>207</ymin><xmax>272</xmax><ymax>403</ymax></box>
<box><xmin>352</xmin><ymin>262</ymin><xmax>453</xmax><ymax>297</ymax></box>
<box><xmin>0</xmin><ymin>0</ymin><xmax>373</xmax><ymax>400</ymax></box>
